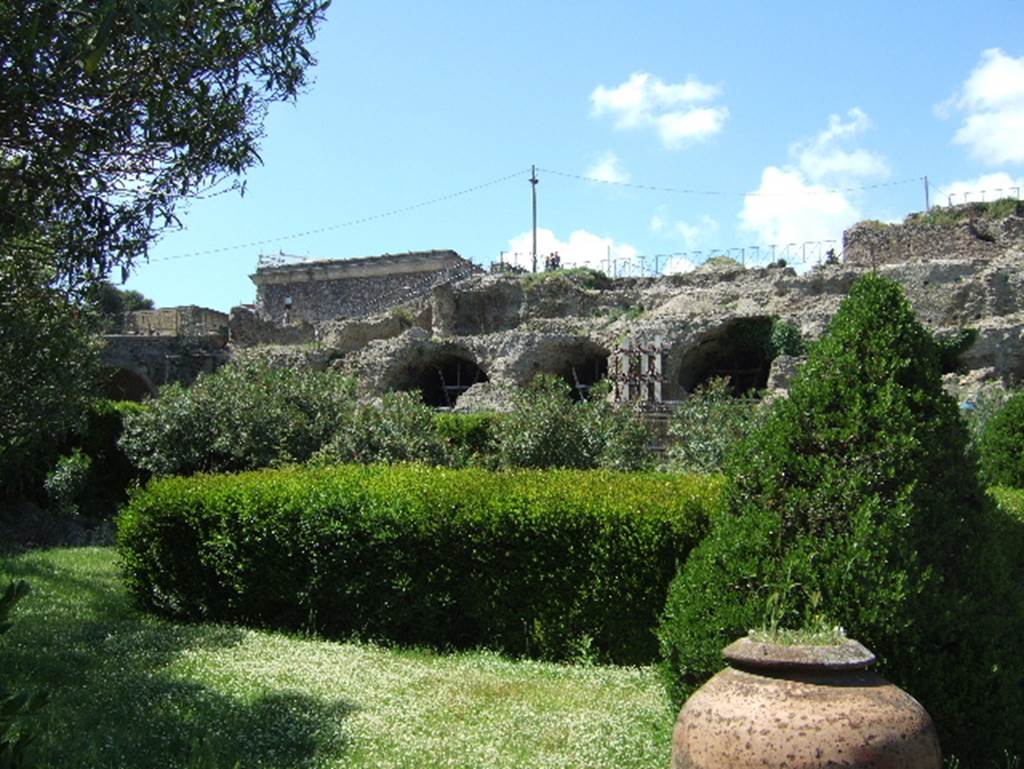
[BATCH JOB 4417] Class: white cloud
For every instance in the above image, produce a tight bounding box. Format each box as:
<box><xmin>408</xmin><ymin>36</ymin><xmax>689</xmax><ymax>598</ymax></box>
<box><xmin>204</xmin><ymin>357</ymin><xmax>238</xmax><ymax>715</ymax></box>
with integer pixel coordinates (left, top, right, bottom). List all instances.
<box><xmin>585</xmin><ymin>151</ymin><xmax>630</xmax><ymax>184</ymax></box>
<box><xmin>945</xmin><ymin>49</ymin><xmax>1024</xmax><ymax>165</ymax></box>
<box><xmin>737</xmin><ymin>110</ymin><xmax>886</xmax><ymax>262</ymax></box>
<box><xmin>590</xmin><ymin>72</ymin><xmax>728</xmax><ymax>149</ymax></box>
<box><xmin>649</xmin><ymin>210</ymin><xmax>667</xmax><ymax>233</ymax></box>
<box><xmin>503</xmin><ymin>227</ymin><xmax>638</xmax><ymax>273</ymax></box>
<box><xmin>740</xmin><ymin>166</ymin><xmax>860</xmax><ymax>248</ymax></box>
<box><xmin>656</xmin><ymin>108</ymin><xmax>729</xmax><ymax>149</ymax></box>
<box><xmin>675</xmin><ymin>215</ymin><xmax>720</xmax><ymax>249</ymax></box>
<box><xmin>935</xmin><ymin>172</ymin><xmax>1024</xmax><ymax>206</ymax></box>
<box><xmin>650</xmin><ymin>206</ymin><xmax>719</xmax><ymax>248</ymax></box>
<box><xmin>790</xmin><ymin>108</ymin><xmax>889</xmax><ymax>181</ymax></box>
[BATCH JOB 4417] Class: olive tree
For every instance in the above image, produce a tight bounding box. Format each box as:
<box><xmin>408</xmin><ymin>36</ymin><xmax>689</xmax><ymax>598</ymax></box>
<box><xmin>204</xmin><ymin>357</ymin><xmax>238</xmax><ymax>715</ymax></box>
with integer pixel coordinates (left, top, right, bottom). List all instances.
<box><xmin>1</xmin><ymin>0</ymin><xmax>330</xmax><ymax>286</ymax></box>
<box><xmin>0</xmin><ymin>0</ymin><xmax>329</xmax><ymax>494</ymax></box>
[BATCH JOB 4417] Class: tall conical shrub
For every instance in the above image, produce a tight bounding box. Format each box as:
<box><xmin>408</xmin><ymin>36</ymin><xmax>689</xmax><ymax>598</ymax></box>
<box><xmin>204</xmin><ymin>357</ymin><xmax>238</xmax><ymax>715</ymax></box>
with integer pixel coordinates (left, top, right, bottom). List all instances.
<box><xmin>658</xmin><ymin>273</ymin><xmax>1022</xmax><ymax>763</ymax></box>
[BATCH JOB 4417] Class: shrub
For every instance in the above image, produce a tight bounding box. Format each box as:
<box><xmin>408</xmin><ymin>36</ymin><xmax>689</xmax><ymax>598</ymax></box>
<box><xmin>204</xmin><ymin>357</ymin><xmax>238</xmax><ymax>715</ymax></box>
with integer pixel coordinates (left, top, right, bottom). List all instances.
<box><xmin>62</xmin><ymin>400</ymin><xmax>148</xmax><ymax>517</ymax></box>
<box><xmin>933</xmin><ymin>327</ymin><xmax>978</xmax><ymax>374</ymax></box>
<box><xmin>665</xmin><ymin>377</ymin><xmax>764</xmax><ymax>473</ymax></box>
<box><xmin>521</xmin><ymin>267</ymin><xmax>611</xmax><ymax>291</ymax></box>
<box><xmin>433</xmin><ymin>412</ymin><xmax>502</xmax><ymax>467</ymax></box>
<box><xmin>595</xmin><ymin>403</ymin><xmax>655</xmax><ymax>471</ymax></box>
<box><xmin>497</xmin><ymin>376</ymin><xmax>653</xmax><ymax>470</ymax></box>
<box><xmin>119</xmin><ymin>360</ymin><xmax>356</xmax><ymax>476</ymax></box>
<box><xmin>43</xmin><ymin>450</ymin><xmax>92</xmax><ymax>516</ymax></box>
<box><xmin>0</xmin><ymin>251</ymin><xmax>103</xmax><ymax>499</ymax></box>
<box><xmin>768</xmin><ymin>319</ymin><xmax>805</xmax><ymax>357</ymax></box>
<box><xmin>118</xmin><ymin>465</ymin><xmax>721</xmax><ymax>664</ymax></box>
<box><xmin>657</xmin><ymin>274</ymin><xmax>1023</xmax><ymax>764</ymax></box>
<box><xmin>313</xmin><ymin>391</ymin><xmax>446</xmax><ymax>466</ymax></box>
<box><xmin>978</xmin><ymin>391</ymin><xmax>1024</xmax><ymax>487</ymax></box>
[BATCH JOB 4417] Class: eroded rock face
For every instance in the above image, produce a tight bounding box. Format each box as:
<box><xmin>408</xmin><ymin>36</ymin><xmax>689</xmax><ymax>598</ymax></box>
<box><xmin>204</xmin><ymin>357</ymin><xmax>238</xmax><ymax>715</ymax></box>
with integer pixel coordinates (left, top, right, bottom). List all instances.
<box><xmin>233</xmin><ymin>245</ymin><xmax>1024</xmax><ymax>407</ymax></box>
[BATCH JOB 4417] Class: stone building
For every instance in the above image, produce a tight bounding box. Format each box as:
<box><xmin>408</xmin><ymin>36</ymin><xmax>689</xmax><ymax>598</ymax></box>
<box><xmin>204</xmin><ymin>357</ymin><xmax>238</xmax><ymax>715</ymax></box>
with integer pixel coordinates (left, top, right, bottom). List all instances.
<box><xmin>843</xmin><ymin>201</ymin><xmax>1024</xmax><ymax>267</ymax></box>
<box><xmin>121</xmin><ymin>305</ymin><xmax>228</xmax><ymax>337</ymax></box>
<box><xmin>249</xmin><ymin>250</ymin><xmax>480</xmax><ymax>325</ymax></box>
<box><xmin>101</xmin><ymin>306</ymin><xmax>230</xmax><ymax>400</ymax></box>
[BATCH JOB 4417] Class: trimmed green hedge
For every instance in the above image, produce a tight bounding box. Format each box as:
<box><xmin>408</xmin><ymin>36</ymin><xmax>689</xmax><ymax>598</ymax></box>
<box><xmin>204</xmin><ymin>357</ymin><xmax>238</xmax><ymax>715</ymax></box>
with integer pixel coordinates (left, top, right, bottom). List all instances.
<box><xmin>979</xmin><ymin>392</ymin><xmax>1024</xmax><ymax>487</ymax></box>
<box><xmin>118</xmin><ymin>465</ymin><xmax>720</xmax><ymax>663</ymax></box>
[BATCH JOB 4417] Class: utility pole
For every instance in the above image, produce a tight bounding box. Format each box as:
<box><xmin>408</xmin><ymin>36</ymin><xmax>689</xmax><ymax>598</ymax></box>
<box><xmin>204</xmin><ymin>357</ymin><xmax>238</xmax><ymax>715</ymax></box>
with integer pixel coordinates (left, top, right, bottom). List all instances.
<box><xmin>530</xmin><ymin>165</ymin><xmax>539</xmax><ymax>273</ymax></box>
<box><xmin>924</xmin><ymin>176</ymin><xmax>930</xmax><ymax>211</ymax></box>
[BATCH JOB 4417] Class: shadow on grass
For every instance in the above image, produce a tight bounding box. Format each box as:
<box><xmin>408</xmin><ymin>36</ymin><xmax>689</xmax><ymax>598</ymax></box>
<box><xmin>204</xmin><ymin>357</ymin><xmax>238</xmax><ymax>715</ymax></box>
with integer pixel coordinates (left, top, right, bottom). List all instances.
<box><xmin>1</xmin><ymin>548</ymin><xmax>355</xmax><ymax>769</ymax></box>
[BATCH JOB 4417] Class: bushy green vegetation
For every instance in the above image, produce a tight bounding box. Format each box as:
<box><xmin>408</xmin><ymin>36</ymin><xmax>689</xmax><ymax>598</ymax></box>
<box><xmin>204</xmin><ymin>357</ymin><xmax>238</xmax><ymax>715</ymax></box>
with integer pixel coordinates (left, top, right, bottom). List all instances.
<box><xmin>117</xmin><ymin>365</ymin><xmax>652</xmax><ymax>476</ymax></box>
<box><xmin>43</xmin><ymin>400</ymin><xmax>148</xmax><ymax>518</ymax></box>
<box><xmin>978</xmin><ymin>391</ymin><xmax>1024</xmax><ymax>487</ymax></box>
<box><xmin>934</xmin><ymin>327</ymin><xmax>978</xmax><ymax>373</ymax></box>
<box><xmin>657</xmin><ymin>274</ymin><xmax>1024</xmax><ymax>764</ymax></box>
<box><xmin>700</xmin><ymin>255</ymin><xmax>743</xmax><ymax>270</ymax></box>
<box><xmin>665</xmin><ymin>377</ymin><xmax>764</xmax><ymax>473</ymax></box>
<box><xmin>42</xmin><ymin>451</ymin><xmax>92</xmax><ymax>517</ymax></box>
<box><xmin>313</xmin><ymin>391</ymin><xmax>447</xmax><ymax>466</ymax></box>
<box><xmin>118</xmin><ymin>465</ymin><xmax>720</xmax><ymax>664</ymax></box>
<box><xmin>119</xmin><ymin>360</ymin><xmax>357</xmax><ymax>476</ymax></box>
<box><xmin>0</xmin><ymin>251</ymin><xmax>103</xmax><ymax>498</ymax></box>
<box><xmin>909</xmin><ymin>197</ymin><xmax>1022</xmax><ymax>226</ymax></box>
<box><xmin>1</xmin><ymin>547</ymin><xmax>674</xmax><ymax>769</ymax></box>
<box><xmin>433</xmin><ymin>412</ymin><xmax>502</xmax><ymax>467</ymax></box>
<box><xmin>521</xmin><ymin>267</ymin><xmax>612</xmax><ymax>291</ymax></box>
<box><xmin>83</xmin><ymin>281</ymin><xmax>154</xmax><ymax>334</ymax></box>
<box><xmin>768</xmin><ymin>318</ymin><xmax>805</xmax><ymax>357</ymax></box>
<box><xmin>497</xmin><ymin>376</ymin><xmax>652</xmax><ymax>471</ymax></box>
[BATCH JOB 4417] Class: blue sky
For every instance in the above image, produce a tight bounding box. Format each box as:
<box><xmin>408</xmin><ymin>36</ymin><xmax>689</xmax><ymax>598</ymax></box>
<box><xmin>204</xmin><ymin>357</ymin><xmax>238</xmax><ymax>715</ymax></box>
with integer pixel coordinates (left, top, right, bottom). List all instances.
<box><xmin>128</xmin><ymin>1</ymin><xmax>1024</xmax><ymax>311</ymax></box>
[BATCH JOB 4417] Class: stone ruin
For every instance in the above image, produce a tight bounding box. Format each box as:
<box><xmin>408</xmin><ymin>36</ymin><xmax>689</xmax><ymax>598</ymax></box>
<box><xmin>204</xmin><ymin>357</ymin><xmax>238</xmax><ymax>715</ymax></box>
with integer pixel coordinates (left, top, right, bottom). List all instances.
<box><xmin>104</xmin><ymin>202</ymin><xmax>1024</xmax><ymax>407</ymax></box>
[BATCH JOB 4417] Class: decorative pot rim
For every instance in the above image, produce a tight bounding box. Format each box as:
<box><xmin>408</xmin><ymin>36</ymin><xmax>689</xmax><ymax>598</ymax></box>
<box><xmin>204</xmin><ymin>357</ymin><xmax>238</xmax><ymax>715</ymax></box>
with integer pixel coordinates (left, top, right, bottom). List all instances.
<box><xmin>723</xmin><ymin>636</ymin><xmax>876</xmax><ymax>671</ymax></box>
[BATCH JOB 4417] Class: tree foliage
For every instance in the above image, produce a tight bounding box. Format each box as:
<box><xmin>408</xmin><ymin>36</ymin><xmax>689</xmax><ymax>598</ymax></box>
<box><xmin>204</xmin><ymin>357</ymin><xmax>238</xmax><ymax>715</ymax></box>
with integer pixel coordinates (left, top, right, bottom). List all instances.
<box><xmin>0</xmin><ymin>251</ymin><xmax>102</xmax><ymax>496</ymax></box>
<box><xmin>496</xmin><ymin>376</ymin><xmax>652</xmax><ymax>471</ymax></box>
<box><xmin>657</xmin><ymin>274</ymin><xmax>1023</xmax><ymax>763</ymax></box>
<box><xmin>0</xmin><ymin>0</ymin><xmax>330</xmax><ymax>286</ymax></box>
<box><xmin>665</xmin><ymin>377</ymin><xmax>764</xmax><ymax>474</ymax></box>
<box><xmin>119</xmin><ymin>360</ymin><xmax>356</xmax><ymax>476</ymax></box>
<box><xmin>83</xmin><ymin>281</ymin><xmax>154</xmax><ymax>333</ymax></box>
<box><xmin>1</xmin><ymin>0</ymin><xmax>328</xmax><ymax>496</ymax></box>
<box><xmin>978</xmin><ymin>390</ymin><xmax>1024</xmax><ymax>487</ymax></box>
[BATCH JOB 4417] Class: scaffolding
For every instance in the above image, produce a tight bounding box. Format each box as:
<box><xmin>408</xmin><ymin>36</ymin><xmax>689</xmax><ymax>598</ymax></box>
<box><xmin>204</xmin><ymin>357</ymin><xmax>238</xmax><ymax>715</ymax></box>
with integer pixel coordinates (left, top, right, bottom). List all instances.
<box><xmin>611</xmin><ymin>337</ymin><xmax>667</xmax><ymax>406</ymax></box>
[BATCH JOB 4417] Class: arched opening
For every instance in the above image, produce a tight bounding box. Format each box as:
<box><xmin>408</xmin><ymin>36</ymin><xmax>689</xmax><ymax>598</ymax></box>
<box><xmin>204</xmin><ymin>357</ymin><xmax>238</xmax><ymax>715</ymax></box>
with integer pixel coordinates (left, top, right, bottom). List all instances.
<box><xmin>555</xmin><ymin>353</ymin><xmax>608</xmax><ymax>401</ymax></box>
<box><xmin>399</xmin><ymin>353</ymin><xmax>489</xmax><ymax>408</ymax></box>
<box><xmin>104</xmin><ymin>367</ymin><xmax>154</xmax><ymax>402</ymax></box>
<box><xmin>526</xmin><ymin>340</ymin><xmax>610</xmax><ymax>401</ymax></box>
<box><xmin>677</xmin><ymin>317</ymin><xmax>775</xmax><ymax>396</ymax></box>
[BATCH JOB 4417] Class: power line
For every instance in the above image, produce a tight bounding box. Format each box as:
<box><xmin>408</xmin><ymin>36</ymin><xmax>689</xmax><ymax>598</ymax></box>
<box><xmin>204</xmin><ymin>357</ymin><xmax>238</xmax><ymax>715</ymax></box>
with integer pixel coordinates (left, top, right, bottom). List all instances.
<box><xmin>148</xmin><ymin>169</ymin><xmax>531</xmax><ymax>263</ymax></box>
<box><xmin>538</xmin><ymin>166</ymin><xmax>924</xmax><ymax>197</ymax></box>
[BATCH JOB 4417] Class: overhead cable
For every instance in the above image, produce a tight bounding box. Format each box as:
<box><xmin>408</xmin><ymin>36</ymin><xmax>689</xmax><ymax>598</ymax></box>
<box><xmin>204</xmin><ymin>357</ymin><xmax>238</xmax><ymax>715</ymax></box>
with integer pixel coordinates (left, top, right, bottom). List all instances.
<box><xmin>149</xmin><ymin>169</ymin><xmax>531</xmax><ymax>263</ymax></box>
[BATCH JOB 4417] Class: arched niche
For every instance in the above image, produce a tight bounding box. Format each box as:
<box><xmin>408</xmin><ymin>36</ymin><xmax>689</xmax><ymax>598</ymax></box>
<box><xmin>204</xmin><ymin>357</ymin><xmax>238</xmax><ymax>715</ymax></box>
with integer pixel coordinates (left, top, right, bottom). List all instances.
<box><xmin>104</xmin><ymin>367</ymin><xmax>155</xmax><ymax>402</ymax></box>
<box><xmin>527</xmin><ymin>339</ymin><xmax>610</xmax><ymax>401</ymax></box>
<box><xmin>676</xmin><ymin>317</ymin><xmax>775</xmax><ymax>396</ymax></box>
<box><xmin>394</xmin><ymin>352</ymin><xmax>489</xmax><ymax>408</ymax></box>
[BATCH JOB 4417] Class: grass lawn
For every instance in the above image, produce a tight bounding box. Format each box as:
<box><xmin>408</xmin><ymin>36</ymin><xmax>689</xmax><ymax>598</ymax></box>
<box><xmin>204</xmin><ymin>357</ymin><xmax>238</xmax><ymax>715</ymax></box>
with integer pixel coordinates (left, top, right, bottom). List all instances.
<box><xmin>0</xmin><ymin>547</ymin><xmax>675</xmax><ymax>769</ymax></box>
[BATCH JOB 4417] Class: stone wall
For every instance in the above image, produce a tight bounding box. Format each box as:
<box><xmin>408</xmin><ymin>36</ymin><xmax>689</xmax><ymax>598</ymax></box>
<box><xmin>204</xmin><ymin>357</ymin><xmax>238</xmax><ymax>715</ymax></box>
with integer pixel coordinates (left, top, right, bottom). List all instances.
<box><xmin>251</xmin><ymin>250</ymin><xmax>480</xmax><ymax>324</ymax></box>
<box><xmin>101</xmin><ymin>334</ymin><xmax>230</xmax><ymax>397</ymax></box>
<box><xmin>228</xmin><ymin>305</ymin><xmax>315</xmax><ymax>347</ymax></box>
<box><xmin>123</xmin><ymin>306</ymin><xmax>228</xmax><ymax>338</ymax></box>
<box><xmin>843</xmin><ymin>207</ymin><xmax>1024</xmax><ymax>267</ymax></box>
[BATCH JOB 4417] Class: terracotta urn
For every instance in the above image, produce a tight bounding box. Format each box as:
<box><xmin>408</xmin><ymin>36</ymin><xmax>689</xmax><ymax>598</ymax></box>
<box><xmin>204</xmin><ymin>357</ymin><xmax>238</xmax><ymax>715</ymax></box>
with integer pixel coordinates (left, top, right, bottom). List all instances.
<box><xmin>670</xmin><ymin>636</ymin><xmax>941</xmax><ymax>769</ymax></box>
